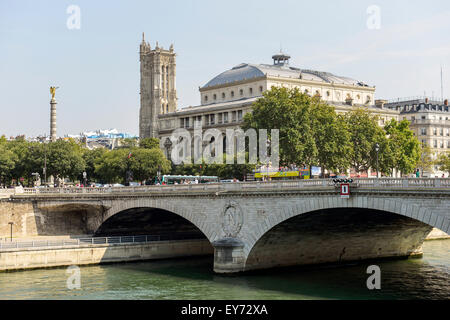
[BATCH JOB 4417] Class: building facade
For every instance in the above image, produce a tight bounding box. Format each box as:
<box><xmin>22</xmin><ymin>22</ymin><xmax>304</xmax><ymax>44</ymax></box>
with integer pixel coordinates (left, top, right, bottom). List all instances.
<box><xmin>138</xmin><ymin>37</ymin><xmax>448</xmax><ymax>177</ymax></box>
<box><xmin>384</xmin><ymin>98</ymin><xmax>450</xmax><ymax>177</ymax></box>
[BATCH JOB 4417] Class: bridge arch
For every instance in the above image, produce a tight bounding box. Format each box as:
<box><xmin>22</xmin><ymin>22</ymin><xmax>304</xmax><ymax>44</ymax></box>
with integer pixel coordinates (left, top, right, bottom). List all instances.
<box><xmin>241</xmin><ymin>196</ymin><xmax>448</xmax><ymax>271</ymax></box>
<box><xmin>99</xmin><ymin>198</ymin><xmax>214</xmax><ymax>243</ymax></box>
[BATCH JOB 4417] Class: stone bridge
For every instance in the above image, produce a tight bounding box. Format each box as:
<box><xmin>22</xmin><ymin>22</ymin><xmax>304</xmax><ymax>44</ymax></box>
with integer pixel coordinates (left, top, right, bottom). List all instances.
<box><xmin>2</xmin><ymin>178</ymin><xmax>450</xmax><ymax>273</ymax></box>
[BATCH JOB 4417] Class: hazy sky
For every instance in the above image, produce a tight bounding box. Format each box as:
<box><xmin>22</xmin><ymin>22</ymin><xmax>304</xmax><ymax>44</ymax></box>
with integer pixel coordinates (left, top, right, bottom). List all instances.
<box><xmin>1</xmin><ymin>0</ymin><xmax>450</xmax><ymax>137</ymax></box>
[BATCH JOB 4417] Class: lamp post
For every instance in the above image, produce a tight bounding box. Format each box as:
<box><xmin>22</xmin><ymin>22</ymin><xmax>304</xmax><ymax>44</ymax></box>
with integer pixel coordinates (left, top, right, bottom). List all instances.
<box><xmin>375</xmin><ymin>143</ymin><xmax>380</xmax><ymax>178</ymax></box>
<box><xmin>8</xmin><ymin>222</ymin><xmax>13</xmax><ymax>242</ymax></box>
<box><xmin>83</xmin><ymin>171</ymin><xmax>87</xmax><ymax>187</ymax></box>
<box><xmin>43</xmin><ymin>142</ymin><xmax>47</xmax><ymax>187</ymax></box>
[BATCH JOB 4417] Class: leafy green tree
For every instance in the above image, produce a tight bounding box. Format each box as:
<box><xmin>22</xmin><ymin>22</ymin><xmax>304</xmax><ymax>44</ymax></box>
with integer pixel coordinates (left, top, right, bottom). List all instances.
<box><xmin>95</xmin><ymin>149</ymin><xmax>129</xmax><ymax>184</ymax></box>
<box><xmin>6</xmin><ymin>138</ymin><xmax>31</xmax><ymax>183</ymax></box>
<box><xmin>416</xmin><ymin>144</ymin><xmax>435</xmax><ymax>176</ymax></box>
<box><xmin>82</xmin><ymin>148</ymin><xmax>107</xmax><ymax>182</ymax></box>
<box><xmin>46</xmin><ymin>140</ymin><xmax>85</xmax><ymax>182</ymax></box>
<box><xmin>0</xmin><ymin>144</ymin><xmax>18</xmax><ymax>186</ymax></box>
<box><xmin>436</xmin><ymin>152</ymin><xmax>450</xmax><ymax>175</ymax></box>
<box><xmin>384</xmin><ymin>119</ymin><xmax>421</xmax><ymax>175</ymax></box>
<box><xmin>344</xmin><ymin>108</ymin><xmax>390</xmax><ymax>174</ymax></box>
<box><xmin>129</xmin><ymin>148</ymin><xmax>171</xmax><ymax>182</ymax></box>
<box><xmin>243</xmin><ymin>87</ymin><xmax>317</xmax><ymax>167</ymax></box>
<box><xmin>119</xmin><ymin>138</ymin><xmax>138</xmax><ymax>148</ymax></box>
<box><xmin>139</xmin><ymin>137</ymin><xmax>160</xmax><ymax>150</ymax></box>
<box><xmin>311</xmin><ymin>98</ymin><xmax>352</xmax><ymax>175</ymax></box>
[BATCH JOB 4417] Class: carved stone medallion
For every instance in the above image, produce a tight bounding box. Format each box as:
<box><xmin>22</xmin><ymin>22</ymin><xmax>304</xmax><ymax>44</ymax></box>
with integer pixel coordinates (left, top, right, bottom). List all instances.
<box><xmin>221</xmin><ymin>200</ymin><xmax>243</xmax><ymax>238</ymax></box>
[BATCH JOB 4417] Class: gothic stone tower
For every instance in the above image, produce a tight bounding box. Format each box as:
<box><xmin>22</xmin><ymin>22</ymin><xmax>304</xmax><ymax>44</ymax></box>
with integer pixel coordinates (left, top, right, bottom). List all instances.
<box><xmin>139</xmin><ymin>33</ymin><xmax>177</xmax><ymax>138</ymax></box>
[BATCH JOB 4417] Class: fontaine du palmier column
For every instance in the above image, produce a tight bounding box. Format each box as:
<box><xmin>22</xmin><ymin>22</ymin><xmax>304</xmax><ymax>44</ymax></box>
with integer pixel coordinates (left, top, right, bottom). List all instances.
<box><xmin>49</xmin><ymin>86</ymin><xmax>59</xmax><ymax>142</ymax></box>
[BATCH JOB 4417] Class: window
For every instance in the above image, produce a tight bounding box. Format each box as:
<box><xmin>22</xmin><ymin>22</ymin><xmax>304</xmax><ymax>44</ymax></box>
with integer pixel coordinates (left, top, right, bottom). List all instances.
<box><xmin>433</xmin><ymin>128</ymin><xmax>437</xmax><ymax>135</ymax></box>
<box><xmin>238</xmin><ymin>110</ymin><xmax>243</xmax><ymax>121</ymax></box>
<box><xmin>434</xmin><ymin>140</ymin><xmax>438</xmax><ymax>148</ymax></box>
<box><xmin>204</xmin><ymin>95</ymin><xmax>208</xmax><ymax>102</ymax></box>
<box><xmin>223</xmin><ymin>113</ymin><xmax>228</xmax><ymax>123</ymax></box>
<box><xmin>218</xmin><ymin>113</ymin><xmax>223</xmax><ymax>124</ymax></box>
<box><xmin>440</xmin><ymin>140</ymin><xmax>444</xmax><ymax>148</ymax></box>
<box><xmin>222</xmin><ymin>92</ymin><xmax>225</xmax><ymax>99</ymax></box>
<box><xmin>421</xmin><ymin>115</ymin><xmax>426</xmax><ymax>120</ymax></box>
<box><xmin>210</xmin><ymin>114</ymin><xmax>215</xmax><ymax>125</ymax></box>
<box><xmin>249</xmin><ymin>88</ymin><xmax>253</xmax><ymax>95</ymax></box>
<box><xmin>185</xmin><ymin>117</ymin><xmax>189</xmax><ymax>128</ymax></box>
<box><xmin>259</xmin><ymin>86</ymin><xmax>263</xmax><ymax>92</ymax></box>
<box><xmin>231</xmin><ymin>91</ymin><xmax>234</xmax><ymax>98</ymax></box>
<box><xmin>441</xmin><ymin>128</ymin><xmax>444</xmax><ymax>136</ymax></box>
<box><xmin>166</xmin><ymin>104</ymin><xmax>169</xmax><ymax>113</ymax></box>
<box><xmin>421</xmin><ymin>128</ymin><xmax>427</xmax><ymax>135</ymax></box>
<box><xmin>232</xmin><ymin>111</ymin><xmax>237</xmax><ymax>122</ymax></box>
<box><xmin>240</xmin><ymin>89</ymin><xmax>243</xmax><ymax>96</ymax></box>
<box><xmin>213</xmin><ymin>94</ymin><xmax>217</xmax><ymax>100</ymax></box>
<box><xmin>180</xmin><ymin>118</ymin><xmax>184</xmax><ymax>127</ymax></box>
<box><xmin>326</xmin><ymin>91</ymin><xmax>330</xmax><ymax>97</ymax></box>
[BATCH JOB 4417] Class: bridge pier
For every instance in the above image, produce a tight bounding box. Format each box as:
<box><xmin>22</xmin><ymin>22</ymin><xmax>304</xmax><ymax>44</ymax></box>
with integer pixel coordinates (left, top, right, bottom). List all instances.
<box><xmin>212</xmin><ymin>238</ymin><xmax>246</xmax><ymax>273</ymax></box>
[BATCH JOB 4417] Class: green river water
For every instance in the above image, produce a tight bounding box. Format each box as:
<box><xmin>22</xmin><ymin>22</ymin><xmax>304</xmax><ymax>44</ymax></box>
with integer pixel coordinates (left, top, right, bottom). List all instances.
<box><xmin>0</xmin><ymin>240</ymin><xmax>448</xmax><ymax>300</ymax></box>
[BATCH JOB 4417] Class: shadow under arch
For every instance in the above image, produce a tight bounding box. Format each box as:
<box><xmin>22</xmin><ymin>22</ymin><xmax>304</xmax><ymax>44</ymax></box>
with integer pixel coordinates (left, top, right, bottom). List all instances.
<box><xmin>244</xmin><ymin>207</ymin><xmax>434</xmax><ymax>272</ymax></box>
<box><xmin>94</xmin><ymin>207</ymin><xmax>210</xmax><ymax>243</ymax></box>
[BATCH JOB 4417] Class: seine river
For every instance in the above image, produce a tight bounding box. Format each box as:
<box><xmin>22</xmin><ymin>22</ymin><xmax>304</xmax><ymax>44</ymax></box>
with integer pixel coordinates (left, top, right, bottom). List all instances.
<box><xmin>0</xmin><ymin>240</ymin><xmax>448</xmax><ymax>300</ymax></box>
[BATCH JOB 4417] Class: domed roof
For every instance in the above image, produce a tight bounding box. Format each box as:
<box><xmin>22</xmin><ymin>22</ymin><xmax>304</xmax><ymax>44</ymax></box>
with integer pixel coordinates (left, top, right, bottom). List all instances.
<box><xmin>202</xmin><ymin>62</ymin><xmax>370</xmax><ymax>88</ymax></box>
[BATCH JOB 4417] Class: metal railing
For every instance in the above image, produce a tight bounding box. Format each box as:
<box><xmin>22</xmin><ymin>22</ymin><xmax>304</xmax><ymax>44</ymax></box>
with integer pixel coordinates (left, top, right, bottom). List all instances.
<box><xmin>0</xmin><ymin>234</ymin><xmax>204</xmax><ymax>251</ymax></box>
<box><xmin>12</xmin><ymin>178</ymin><xmax>450</xmax><ymax>196</ymax></box>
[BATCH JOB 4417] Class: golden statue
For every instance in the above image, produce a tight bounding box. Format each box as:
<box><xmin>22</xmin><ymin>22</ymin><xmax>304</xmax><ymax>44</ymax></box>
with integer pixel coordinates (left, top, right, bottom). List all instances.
<box><xmin>50</xmin><ymin>86</ymin><xmax>59</xmax><ymax>100</ymax></box>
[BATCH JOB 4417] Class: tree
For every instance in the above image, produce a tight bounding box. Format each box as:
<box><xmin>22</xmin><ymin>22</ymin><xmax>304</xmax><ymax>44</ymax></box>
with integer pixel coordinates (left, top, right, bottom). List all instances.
<box><xmin>139</xmin><ymin>137</ymin><xmax>160</xmax><ymax>150</ymax></box>
<box><xmin>128</xmin><ymin>148</ymin><xmax>171</xmax><ymax>182</ymax></box>
<box><xmin>344</xmin><ymin>108</ymin><xmax>390</xmax><ymax>174</ymax></box>
<box><xmin>0</xmin><ymin>144</ymin><xmax>18</xmax><ymax>186</ymax></box>
<box><xmin>416</xmin><ymin>144</ymin><xmax>435</xmax><ymax>176</ymax></box>
<box><xmin>46</xmin><ymin>140</ymin><xmax>85</xmax><ymax>182</ymax></box>
<box><xmin>436</xmin><ymin>152</ymin><xmax>450</xmax><ymax>175</ymax></box>
<box><xmin>95</xmin><ymin>149</ymin><xmax>129</xmax><ymax>184</ymax></box>
<box><xmin>311</xmin><ymin>98</ymin><xmax>352</xmax><ymax>175</ymax></box>
<box><xmin>82</xmin><ymin>148</ymin><xmax>107</xmax><ymax>182</ymax></box>
<box><xmin>384</xmin><ymin>119</ymin><xmax>421</xmax><ymax>176</ymax></box>
<box><xmin>242</xmin><ymin>87</ymin><xmax>318</xmax><ymax>167</ymax></box>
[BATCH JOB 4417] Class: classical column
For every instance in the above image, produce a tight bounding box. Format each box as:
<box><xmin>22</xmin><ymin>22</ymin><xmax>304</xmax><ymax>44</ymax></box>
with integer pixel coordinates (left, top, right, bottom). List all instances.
<box><xmin>50</xmin><ymin>98</ymin><xmax>57</xmax><ymax>142</ymax></box>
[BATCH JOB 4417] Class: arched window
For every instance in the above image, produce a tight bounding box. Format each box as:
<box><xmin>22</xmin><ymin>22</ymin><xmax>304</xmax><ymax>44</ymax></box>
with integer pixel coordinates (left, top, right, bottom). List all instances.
<box><xmin>231</xmin><ymin>91</ymin><xmax>234</xmax><ymax>97</ymax></box>
<box><xmin>249</xmin><ymin>88</ymin><xmax>253</xmax><ymax>95</ymax></box>
<box><xmin>166</xmin><ymin>104</ymin><xmax>169</xmax><ymax>113</ymax></box>
<box><xmin>213</xmin><ymin>94</ymin><xmax>217</xmax><ymax>100</ymax></box>
<box><xmin>240</xmin><ymin>89</ymin><xmax>243</xmax><ymax>96</ymax></box>
<box><xmin>205</xmin><ymin>95</ymin><xmax>208</xmax><ymax>102</ymax></box>
<box><xmin>222</xmin><ymin>92</ymin><xmax>226</xmax><ymax>99</ymax></box>
<box><xmin>259</xmin><ymin>86</ymin><xmax>263</xmax><ymax>92</ymax></box>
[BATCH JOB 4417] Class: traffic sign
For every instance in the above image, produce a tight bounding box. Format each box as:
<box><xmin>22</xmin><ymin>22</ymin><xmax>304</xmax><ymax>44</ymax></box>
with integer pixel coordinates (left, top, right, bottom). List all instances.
<box><xmin>340</xmin><ymin>183</ymin><xmax>350</xmax><ymax>198</ymax></box>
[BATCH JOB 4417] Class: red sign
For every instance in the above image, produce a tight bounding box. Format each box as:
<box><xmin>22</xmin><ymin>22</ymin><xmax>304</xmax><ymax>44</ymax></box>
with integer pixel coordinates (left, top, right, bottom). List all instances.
<box><xmin>340</xmin><ymin>184</ymin><xmax>350</xmax><ymax>198</ymax></box>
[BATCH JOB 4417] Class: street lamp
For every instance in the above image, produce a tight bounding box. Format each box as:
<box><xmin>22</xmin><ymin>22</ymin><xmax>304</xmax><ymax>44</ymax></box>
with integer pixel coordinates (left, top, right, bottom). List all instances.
<box><xmin>83</xmin><ymin>171</ymin><xmax>87</xmax><ymax>187</ymax></box>
<box><xmin>375</xmin><ymin>143</ymin><xmax>380</xmax><ymax>178</ymax></box>
<box><xmin>8</xmin><ymin>222</ymin><xmax>13</xmax><ymax>242</ymax></box>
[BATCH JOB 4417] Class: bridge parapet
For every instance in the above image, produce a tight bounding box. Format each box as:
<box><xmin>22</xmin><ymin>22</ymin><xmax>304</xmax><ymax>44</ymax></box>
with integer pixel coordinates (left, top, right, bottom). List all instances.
<box><xmin>11</xmin><ymin>178</ymin><xmax>450</xmax><ymax>196</ymax></box>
